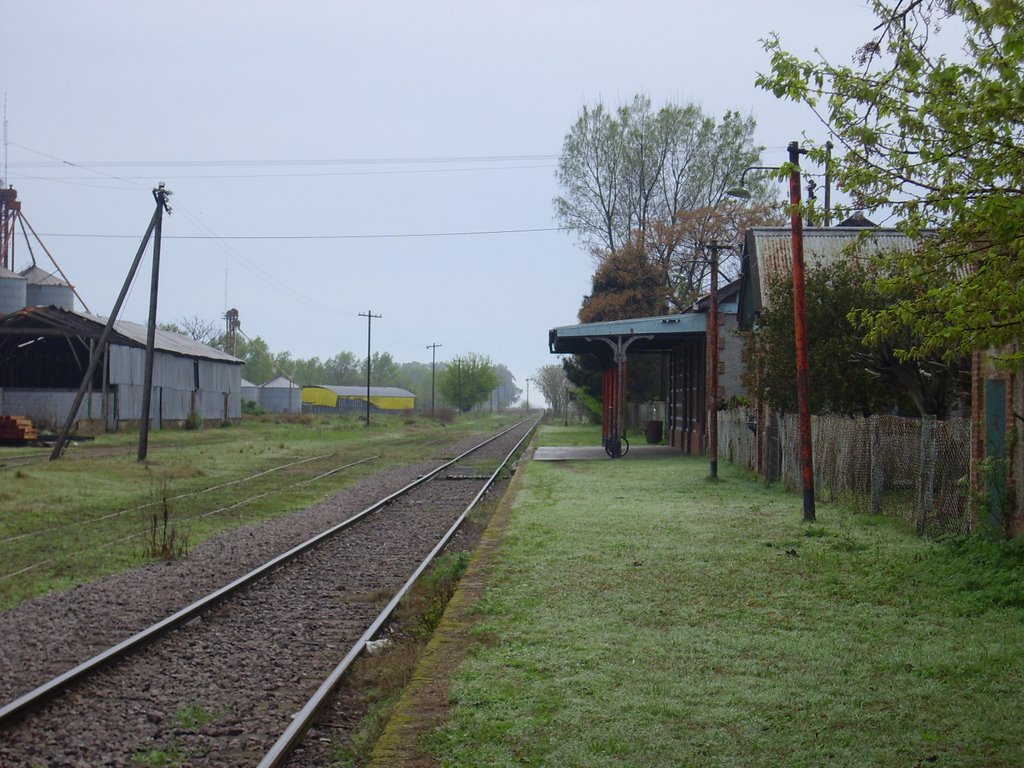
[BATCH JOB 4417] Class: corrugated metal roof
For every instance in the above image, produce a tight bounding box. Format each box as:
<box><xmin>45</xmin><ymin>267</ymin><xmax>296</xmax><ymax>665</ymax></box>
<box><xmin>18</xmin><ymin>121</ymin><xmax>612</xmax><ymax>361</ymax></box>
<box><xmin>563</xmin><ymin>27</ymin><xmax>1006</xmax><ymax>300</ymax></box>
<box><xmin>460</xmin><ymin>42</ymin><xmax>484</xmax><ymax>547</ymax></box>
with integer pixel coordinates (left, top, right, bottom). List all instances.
<box><xmin>0</xmin><ymin>306</ymin><xmax>242</xmax><ymax>364</ymax></box>
<box><xmin>0</xmin><ymin>266</ymin><xmax>26</xmax><ymax>280</ymax></box>
<box><xmin>312</xmin><ymin>385</ymin><xmax>415</xmax><ymax>398</ymax></box>
<box><xmin>745</xmin><ymin>226</ymin><xmax>927</xmax><ymax>318</ymax></box>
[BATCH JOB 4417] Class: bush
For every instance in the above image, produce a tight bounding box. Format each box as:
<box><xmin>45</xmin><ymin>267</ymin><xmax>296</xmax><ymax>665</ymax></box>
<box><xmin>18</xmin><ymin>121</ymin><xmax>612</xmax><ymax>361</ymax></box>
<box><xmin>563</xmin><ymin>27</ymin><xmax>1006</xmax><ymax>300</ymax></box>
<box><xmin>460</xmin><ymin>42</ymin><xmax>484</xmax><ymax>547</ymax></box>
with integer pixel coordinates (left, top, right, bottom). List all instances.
<box><xmin>241</xmin><ymin>399</ymin><xmax>266</xmax><ymax>415</ymax></box>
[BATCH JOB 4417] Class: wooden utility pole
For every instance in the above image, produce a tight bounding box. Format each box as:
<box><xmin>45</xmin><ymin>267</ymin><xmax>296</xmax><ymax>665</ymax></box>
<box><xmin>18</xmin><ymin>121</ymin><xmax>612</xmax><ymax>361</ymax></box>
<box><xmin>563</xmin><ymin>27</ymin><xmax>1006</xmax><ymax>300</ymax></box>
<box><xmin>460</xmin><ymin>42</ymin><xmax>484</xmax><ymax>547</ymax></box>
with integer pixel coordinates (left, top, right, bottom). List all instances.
<box><xmin>359</xmin><ymin>310</ymin><xmax>381</xmax><ymax>425</ymax></box>
<box><xmin>788</xmin><ymin>141</ymin><xmax>816</xmax><ymax>521</ymax></box>
<box><xmin>701</xmin><ymin>240</ymin><xmax>731</xmax><ymax>480</ymax></box>
<box><xmin>138</xmin><ymin>184</ymin><xmax>172</xmax><ymax>461</ymax></box>
<box><xmin>50</xmin><ymin>186</ymin><xmax>169</xmax><ymax>460</ymax></box>
<box><xmin>426</xmin><ymin>342</ymin><xmax>442</xmax><ymax>418</ymax></box>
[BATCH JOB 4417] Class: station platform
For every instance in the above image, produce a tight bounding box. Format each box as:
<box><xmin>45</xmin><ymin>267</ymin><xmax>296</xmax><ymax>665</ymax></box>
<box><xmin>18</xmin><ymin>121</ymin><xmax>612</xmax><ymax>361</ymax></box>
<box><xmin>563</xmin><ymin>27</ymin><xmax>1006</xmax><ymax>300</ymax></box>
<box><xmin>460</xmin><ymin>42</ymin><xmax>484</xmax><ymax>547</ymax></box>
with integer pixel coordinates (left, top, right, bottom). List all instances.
<box><xmin>532</xmin><ymin>444</ymin><xmax>682</xmax><ymax>461</ymax></box>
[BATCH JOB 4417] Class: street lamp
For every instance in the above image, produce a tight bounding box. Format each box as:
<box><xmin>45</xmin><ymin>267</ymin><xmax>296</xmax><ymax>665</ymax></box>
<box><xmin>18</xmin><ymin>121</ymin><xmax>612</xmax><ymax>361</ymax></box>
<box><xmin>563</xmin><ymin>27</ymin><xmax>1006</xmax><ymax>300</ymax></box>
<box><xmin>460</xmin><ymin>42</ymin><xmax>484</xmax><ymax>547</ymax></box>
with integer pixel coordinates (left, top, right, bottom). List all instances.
<box><xmin>728</xmin><ymin>141</ymin><xmax>816</xmax><ymax>521</ymax></box>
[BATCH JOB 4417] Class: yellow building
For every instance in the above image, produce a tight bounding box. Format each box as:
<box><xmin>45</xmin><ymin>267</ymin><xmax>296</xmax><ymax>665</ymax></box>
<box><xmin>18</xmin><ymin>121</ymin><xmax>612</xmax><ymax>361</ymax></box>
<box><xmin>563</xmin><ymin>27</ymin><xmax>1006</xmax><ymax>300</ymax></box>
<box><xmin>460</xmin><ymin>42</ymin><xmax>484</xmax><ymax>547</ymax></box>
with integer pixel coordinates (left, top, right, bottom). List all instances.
<box><xmin>302</xmin><ymin>385</ymin><xmax>415</xmax><ymax>414</ymax></box>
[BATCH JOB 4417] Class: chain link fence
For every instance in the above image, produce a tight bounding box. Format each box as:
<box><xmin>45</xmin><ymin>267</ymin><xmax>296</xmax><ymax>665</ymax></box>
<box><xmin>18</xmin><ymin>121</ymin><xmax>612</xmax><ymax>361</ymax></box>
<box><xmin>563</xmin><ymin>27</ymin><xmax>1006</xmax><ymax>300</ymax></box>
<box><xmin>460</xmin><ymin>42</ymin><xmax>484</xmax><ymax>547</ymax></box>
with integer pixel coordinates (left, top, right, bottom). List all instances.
<box><xmin>719</xmin><ymin>410</ymin><xmax>972</xmax><ymax>537</ymax></box>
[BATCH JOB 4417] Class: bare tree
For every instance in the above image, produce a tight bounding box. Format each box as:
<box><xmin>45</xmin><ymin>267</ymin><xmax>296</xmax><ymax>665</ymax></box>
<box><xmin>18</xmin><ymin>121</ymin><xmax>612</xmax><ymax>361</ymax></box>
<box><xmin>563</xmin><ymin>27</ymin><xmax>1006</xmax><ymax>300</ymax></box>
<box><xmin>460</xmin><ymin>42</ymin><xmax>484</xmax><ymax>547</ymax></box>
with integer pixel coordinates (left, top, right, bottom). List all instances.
<box><xmin>159</xmin><ymin>315</ymin><xmax>220</xmax><ymax>346</ymax></box>
<box><xmin>533</xmin><ymin>364</ymin><xmax>571</xmax><ymax>420</ymax></box>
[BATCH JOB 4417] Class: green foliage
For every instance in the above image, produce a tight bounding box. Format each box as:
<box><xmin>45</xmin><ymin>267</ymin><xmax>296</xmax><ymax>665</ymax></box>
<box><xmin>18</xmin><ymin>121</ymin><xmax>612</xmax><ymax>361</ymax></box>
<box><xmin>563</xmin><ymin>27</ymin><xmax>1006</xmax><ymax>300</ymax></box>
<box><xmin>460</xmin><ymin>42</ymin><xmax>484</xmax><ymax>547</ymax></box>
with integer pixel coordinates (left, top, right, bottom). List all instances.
<box><xmin>924</xmin><ymin>534</ymin><xmax>1024</xmax><ymax>610</ymax></box>
<box><xmin>133</xmin><ymin>745</ymin><xmax>186</xmax><ymax>768</ymax></box>
<box><xmin>555</xmin><ymin>94</ymin><xmax>766</xmax><ymax>256</ymax></box>
<box><xmin>184</xmin><ymin>408</ymin><xmax>202</xmax><ymax>430</ymax></box>
<box><xmin>173</xmin><ymin>703</ymin><xmax>216</xmax><ymax>730</ymax></box>
<box><xmin>579</xmin><ymin>239</ymin><xmax>667</xmax><ymax>322</ymax></box>
<box><xmin>745</xmin><ymin>260</ymin><xmax>967</xmax><ymax>416</ymax></box>
<box><xmin>240</xmin><ymin>398</ymin><xmax>265</xmax><ymax>415</ymax></box>
<box><xmin>757</xmin><ymin>1</ymin><xmax>1024</xmax><ymax>367</ymax></box>
<box><xmin>234</xmin><ymin>334</ymin><xmax>275</xmax><ymax>384</ymax></box>
<box><xmin>228</xmin><ymin>334</ymin><xmax>519</xmax><ymax>413</ymax></box>
<box><xmin>429</xmin><ymin>456</ymin><xmax>1024</xmax><ymax>766</ymax></box>
<box><xmin>438</xmin><ymin>353</ymin><xmax>501</xmax><ymax>412</ymax></box>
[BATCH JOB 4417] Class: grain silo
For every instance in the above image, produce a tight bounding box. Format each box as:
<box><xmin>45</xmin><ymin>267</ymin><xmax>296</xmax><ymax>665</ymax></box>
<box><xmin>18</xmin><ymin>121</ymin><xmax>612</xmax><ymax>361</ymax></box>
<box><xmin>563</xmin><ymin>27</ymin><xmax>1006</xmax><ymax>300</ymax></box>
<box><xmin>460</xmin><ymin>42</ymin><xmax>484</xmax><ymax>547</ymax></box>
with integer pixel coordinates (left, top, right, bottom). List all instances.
<box><xmin>20</xmin><ymin>265</ymin><xmax>75</xmax><ymax>310</ymax></box>
<box><xmin>240</xmin><ymin>377</ymin><xmax>260</xmax><ymax>405</ymax></box>
<box><xmin>0</xmin><ymin>266</ymin><xmax>27</xmax><ymax>315</ymax></box>
<box><xmin>259</xmin><ymin>375</ymin><xmax>303</xmax><ymax>413</ymax></box>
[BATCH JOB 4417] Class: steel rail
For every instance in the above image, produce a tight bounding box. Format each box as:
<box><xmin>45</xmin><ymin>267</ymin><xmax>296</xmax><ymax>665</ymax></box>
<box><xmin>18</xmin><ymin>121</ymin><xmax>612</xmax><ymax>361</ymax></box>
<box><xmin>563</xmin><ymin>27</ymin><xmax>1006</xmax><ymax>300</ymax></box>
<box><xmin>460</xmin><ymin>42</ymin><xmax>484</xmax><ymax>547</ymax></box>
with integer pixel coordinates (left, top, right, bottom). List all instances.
<box><xmin>257</xmin><ymin>414</ymin><xmax>541</xmax><ymax>768</ymax></box>
<box><xmin>0</xmin><ymin>419</ymin><xmax>531</xmax><ymax>727</ymax></box>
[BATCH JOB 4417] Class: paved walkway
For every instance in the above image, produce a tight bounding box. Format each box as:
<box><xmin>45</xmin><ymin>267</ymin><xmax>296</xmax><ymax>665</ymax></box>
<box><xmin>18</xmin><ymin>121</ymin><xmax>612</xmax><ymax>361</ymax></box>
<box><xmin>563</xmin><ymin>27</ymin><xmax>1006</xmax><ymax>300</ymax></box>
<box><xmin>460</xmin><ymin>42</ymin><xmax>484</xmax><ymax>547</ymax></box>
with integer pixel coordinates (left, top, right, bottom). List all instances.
<box><xmin>532</xmin><ymin>444</ymin><xmax>682</xmax><ymax>461</ymax></box>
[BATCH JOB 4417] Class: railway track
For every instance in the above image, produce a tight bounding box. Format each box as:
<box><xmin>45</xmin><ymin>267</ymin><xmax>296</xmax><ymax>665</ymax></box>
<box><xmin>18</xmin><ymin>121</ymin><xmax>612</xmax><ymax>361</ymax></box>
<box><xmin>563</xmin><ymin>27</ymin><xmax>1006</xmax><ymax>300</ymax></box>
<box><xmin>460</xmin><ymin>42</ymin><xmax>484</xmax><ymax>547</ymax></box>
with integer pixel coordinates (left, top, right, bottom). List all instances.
<box><xmin>0</xmin><ymin>417</ymin><xmax>539</xmax><ymax>767</ymax></box>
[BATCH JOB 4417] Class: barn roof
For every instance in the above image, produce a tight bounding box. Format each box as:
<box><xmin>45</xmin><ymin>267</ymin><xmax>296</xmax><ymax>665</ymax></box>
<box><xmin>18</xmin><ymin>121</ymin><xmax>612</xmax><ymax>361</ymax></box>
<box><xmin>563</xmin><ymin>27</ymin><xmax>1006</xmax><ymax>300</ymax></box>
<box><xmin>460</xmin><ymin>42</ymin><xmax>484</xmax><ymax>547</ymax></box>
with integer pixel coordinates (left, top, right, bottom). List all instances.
<box><xmin>309</xmin><ymin>385</ymin><xmax>415</xmax><ymax>399</ymax></box>
<box><xmin>737</xmin><ymin>226</ymin><xmax>928</xmax><ymax>330</ymax></box>
<box><xmin>0</xmin><ymin>305</ymin><xmax>242</xmax><ymax>364</ymax></box>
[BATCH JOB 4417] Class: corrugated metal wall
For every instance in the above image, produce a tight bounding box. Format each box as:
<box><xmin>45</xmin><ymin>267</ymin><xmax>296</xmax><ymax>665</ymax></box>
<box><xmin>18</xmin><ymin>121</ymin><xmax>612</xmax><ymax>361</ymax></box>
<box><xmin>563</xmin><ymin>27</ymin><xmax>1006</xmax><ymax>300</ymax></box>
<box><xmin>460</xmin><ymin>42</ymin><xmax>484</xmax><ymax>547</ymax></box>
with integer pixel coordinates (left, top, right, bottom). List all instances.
<box><xmin>106</xmin><ymin>346</ymin><xmax>241</xmax><ymax>423</ymax></box>
<box><xmin>0</xmin><ymin>388</ymin><xmax>106</xmax><ymax>428</ymax></box>
<box><xmin>260</xmin><ymin>385</ymin><xmax>302</xmax><ymax>413</ymax></box>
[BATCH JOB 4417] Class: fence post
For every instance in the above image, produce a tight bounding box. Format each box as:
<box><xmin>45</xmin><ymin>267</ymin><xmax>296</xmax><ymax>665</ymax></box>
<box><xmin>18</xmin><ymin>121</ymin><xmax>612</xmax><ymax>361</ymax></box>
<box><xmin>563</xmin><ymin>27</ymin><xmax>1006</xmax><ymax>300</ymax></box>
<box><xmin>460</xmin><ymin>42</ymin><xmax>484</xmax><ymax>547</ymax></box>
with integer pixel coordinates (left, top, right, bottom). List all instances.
<box><xmin>870</xmin><ymin>415</ymin><xmax>883</xmax><ymax>515</ymax></box>
<box><xmin>917</xmin><ymin>415</ymin><xmax>938</xmax><ymax>535</ymax></box>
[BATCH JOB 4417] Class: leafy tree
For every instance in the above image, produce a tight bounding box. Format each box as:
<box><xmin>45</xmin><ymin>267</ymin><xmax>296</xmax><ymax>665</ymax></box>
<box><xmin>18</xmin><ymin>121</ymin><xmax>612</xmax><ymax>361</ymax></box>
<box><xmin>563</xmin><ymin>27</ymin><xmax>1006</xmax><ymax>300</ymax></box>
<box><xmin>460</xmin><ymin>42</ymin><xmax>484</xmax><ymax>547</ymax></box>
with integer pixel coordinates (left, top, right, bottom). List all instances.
<box><xmin>325</xmin><ymin>351</ymin><xmax>361</xmax><ymax>385</ymax></box>
<box><xmin>393</xmin><ymin>361</ymin><xmax>433</xmax><ymax>406</ymax></box>
<box><xmin>439</xmin><ymin>353</ymin><xmax>500</xmax><ymax>413</ymax></box>
<box><xmin>758</xmin><ymin>0</ymin><xmax>1024</xmax><ymax>367</ymax></box>
<box><xmin>235</xmin><ymin>335</ymin><xmax>275</xmax><ymax>384</ymax></box>
<box><xmin>358</xmin><ymin>351</ymin><xmax>399</xmax><ymax>387</ymax></box>
<box><xmin>555</xmin><ymin>95</ymin><xmax>768</xmax><ymax>259</ymax></box>
<box><xmin>579</xmin><ymin>238</ymin><xmax>666</xmax><ymax>323</ymax></box>
<box><xmin>744</xmin><ymin>261</ymin><xmax>968</xmax><ymax>417</ymax></box>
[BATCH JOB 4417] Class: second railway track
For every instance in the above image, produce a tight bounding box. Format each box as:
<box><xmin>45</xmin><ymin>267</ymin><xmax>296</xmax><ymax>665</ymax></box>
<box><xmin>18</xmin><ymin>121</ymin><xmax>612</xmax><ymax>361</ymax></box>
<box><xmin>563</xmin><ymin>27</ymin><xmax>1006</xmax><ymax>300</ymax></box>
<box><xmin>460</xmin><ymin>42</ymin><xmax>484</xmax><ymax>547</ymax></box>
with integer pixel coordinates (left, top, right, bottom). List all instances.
<box><xmin>0</xmin><ymin>417</ymin><xmax>539</xmax><ymax>767</ymax></box>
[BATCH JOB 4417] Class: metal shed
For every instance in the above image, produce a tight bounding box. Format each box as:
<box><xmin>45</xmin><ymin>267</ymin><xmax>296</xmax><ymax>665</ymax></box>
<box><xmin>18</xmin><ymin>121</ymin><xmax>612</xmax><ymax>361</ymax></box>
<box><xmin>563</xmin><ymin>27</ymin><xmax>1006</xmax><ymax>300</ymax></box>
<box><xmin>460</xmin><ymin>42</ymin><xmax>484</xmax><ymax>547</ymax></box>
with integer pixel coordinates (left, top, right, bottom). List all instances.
<box><xmin>0</xmin><ymin>306</ymin><xmax>243</xmax><ymax>432</ymax></box>
<box><xmin>303</xmin><ymin>385</ymin><xmax>416</xmax><ymax>414</ymax></box>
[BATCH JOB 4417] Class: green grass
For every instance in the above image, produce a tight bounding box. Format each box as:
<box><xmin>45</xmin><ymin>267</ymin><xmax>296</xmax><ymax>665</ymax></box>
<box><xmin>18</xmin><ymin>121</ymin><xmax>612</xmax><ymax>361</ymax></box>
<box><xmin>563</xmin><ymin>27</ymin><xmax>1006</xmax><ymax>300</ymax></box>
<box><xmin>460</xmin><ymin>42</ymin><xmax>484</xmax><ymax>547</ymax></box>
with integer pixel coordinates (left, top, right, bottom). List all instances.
<box><xmin>425</xmin><ymin>455</ymin><xmax>1024</xmax><ymax>767</ymax></box>
<box><xmin>0</xmin><ymin>413</ymin><xmax>516</xmax><ymax>611</ymax></box>
<box><xmin>531</xmin><ymin>424</ymin><xmax>603</xmax><ymax>447</ymax></box>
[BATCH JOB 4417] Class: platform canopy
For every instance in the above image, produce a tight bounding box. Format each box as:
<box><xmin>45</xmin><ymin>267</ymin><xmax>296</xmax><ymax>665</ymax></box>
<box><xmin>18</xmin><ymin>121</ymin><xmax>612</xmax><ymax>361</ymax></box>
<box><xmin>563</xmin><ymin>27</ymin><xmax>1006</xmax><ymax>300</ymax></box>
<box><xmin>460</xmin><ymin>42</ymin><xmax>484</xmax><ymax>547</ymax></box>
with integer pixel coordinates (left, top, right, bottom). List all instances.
<box><xmin>548</xmin><ymin>312</ymin><xmax>708</xmax><ymax>362</ymax></box>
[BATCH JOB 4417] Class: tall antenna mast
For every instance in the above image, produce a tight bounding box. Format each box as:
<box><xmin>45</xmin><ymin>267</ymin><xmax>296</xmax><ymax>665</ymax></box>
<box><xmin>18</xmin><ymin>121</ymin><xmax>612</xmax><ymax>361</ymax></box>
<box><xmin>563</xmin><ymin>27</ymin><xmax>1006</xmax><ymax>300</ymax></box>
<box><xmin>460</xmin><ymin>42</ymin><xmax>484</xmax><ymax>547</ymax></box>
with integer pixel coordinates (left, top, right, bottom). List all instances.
<box><xmin>2</xmin><ymin>93</ymin><xmax>8</xmax><ymax>188</ymax></box>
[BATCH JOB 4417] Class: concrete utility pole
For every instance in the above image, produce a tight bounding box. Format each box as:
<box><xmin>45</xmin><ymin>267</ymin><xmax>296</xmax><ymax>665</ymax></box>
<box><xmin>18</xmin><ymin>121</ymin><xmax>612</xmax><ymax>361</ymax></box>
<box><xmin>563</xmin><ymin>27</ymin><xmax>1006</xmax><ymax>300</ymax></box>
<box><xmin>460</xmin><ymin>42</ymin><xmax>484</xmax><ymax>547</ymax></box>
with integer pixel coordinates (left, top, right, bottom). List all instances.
<box><xmin>359</xmin><ymin>310</ymin><xmax>381</xmax><ymax>426</ymax></box>
<box><xmin>426</xmin><ymin>342</ymin><xmax>442</xmax><ymax>418</ymax></box>
<box><xmin>138</xmin><ymin>184</ymin><xmax>173</xmax><ymax>461</ymax></box>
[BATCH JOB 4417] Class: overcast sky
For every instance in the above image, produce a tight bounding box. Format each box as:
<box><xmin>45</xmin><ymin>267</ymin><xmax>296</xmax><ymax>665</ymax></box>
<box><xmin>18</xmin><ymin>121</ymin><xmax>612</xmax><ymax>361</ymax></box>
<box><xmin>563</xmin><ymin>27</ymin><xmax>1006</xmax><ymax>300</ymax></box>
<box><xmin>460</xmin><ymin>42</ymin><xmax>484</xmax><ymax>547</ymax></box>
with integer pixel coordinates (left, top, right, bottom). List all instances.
<box><xmin>2</xmin><ymin>1</ymin><xmax>883</xmax><ymax>398</ymax></box>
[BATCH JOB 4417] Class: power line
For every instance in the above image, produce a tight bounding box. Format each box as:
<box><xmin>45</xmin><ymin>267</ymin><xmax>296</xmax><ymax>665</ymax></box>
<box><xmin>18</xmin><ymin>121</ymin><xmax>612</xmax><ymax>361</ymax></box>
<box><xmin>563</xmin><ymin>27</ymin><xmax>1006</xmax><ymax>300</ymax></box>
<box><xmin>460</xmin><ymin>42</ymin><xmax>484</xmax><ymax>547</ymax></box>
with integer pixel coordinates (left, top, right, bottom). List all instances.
<box><xmin>36</xmin><ymin>226</ymin><xmax>566</xmax><ymax>240</ymax></box>
<box><xmin>7</xmin><ymin>144</ymin><xmax>558</xmax><ymax>168</ymax></box>
<box><xmin>12</xmin><ymin>163</ymin><xmax>557</xmax><ymax>183</ymax></box>
<box><xmin>10</xmin><ymin>163</ymin><xmax>556</xmax><ymax>182</ymax></box>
